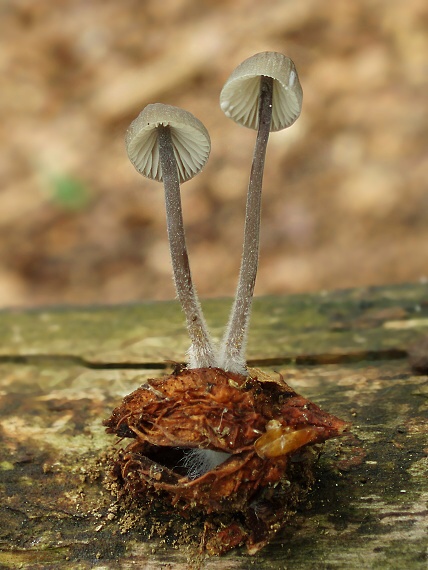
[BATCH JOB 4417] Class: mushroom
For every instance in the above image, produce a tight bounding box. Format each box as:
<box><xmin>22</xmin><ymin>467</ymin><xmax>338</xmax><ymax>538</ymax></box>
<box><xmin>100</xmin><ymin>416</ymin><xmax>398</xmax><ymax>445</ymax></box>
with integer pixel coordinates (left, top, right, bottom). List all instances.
<box><xmin>126</xmin><ymin>103</ymin><xmax>216</xmax><ymax>369</ymax></box>
<box><xmin>218</xmin><ymin>52</ymin><xmax>303</xmax><ymax>374</ymax></box>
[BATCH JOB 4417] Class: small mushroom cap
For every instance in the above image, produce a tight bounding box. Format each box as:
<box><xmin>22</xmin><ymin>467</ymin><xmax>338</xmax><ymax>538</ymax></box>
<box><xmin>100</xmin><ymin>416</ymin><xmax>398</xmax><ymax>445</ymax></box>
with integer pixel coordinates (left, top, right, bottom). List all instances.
<box><xmin>126</xmin><ymin>103</ymin><xmax>211</xmax><ymax>183</ymax></box>
<box><xmin>220</xmin><ymin>52</ymin><xmax>303</xmax><ymax>132</ymax></box>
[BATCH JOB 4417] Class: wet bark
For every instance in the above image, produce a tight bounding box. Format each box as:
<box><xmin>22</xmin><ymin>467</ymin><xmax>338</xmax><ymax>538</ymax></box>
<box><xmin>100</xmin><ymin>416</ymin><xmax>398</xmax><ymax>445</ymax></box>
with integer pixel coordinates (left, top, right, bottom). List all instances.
<box><xmin>0</xmin><ymin>283</ymin><xmax>427</xmax><ymax>569</ymax></box>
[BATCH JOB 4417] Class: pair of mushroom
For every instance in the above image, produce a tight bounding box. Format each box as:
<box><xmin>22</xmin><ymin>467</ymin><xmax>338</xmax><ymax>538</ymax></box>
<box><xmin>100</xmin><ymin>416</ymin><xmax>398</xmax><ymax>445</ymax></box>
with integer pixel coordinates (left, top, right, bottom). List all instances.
<box><xmin>106</xmin><ymin>55</ymin><xmax>349</xmax><ymax>552</ymax></box>
<box><xmin>126</xmin><ymin>51</ymin><xmax>303</xmax><ymax>374</ymax></box>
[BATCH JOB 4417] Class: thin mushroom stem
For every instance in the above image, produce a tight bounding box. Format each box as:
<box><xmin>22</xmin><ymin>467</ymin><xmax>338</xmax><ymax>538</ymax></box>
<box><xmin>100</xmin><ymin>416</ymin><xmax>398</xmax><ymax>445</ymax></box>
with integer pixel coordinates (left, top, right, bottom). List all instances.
<box><xmin>158</xmin><ymin>125</ymin><xmax>217</xmax><ymax>368</ymax></box>
<box><xmin>220</xmin><ymin>76</ymin><xmax>274</xmax><ymax>374</ymax></box>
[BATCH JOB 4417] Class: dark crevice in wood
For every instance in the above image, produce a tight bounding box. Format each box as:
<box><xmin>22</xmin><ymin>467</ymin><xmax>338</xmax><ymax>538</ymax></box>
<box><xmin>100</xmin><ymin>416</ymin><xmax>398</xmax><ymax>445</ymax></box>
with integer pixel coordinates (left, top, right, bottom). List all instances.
<box><xmin>252</xmin><ymin>348</ymin><xmax>409</xmax><ymax>367</ymax></box>
<box><xmin>0</xmin><ymin>347</ymin><xmax>408</xmax><ymax>370</ymax></box>
<box><xmin>0</xmin><ymin>354</ymin><xmax>167</xmax><ymax>369</ymax></box>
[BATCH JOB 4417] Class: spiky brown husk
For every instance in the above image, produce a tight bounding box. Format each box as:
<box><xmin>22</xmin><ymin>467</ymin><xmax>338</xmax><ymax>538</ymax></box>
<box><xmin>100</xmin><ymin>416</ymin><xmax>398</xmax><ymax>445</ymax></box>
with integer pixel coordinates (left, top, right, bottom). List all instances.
<box><xmin>104</xmin><ymin>367</ymin><xmax>348</xmax><ymax>553</ymax></box>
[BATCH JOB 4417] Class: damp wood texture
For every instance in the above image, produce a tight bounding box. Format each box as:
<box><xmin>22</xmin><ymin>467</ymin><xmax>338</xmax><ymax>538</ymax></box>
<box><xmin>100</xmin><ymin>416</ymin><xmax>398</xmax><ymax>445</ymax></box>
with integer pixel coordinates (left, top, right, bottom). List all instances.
<box><xmin>0</xmin><ymin>282</ymin><xmax>427</xmax><ymax>569</ymax></box>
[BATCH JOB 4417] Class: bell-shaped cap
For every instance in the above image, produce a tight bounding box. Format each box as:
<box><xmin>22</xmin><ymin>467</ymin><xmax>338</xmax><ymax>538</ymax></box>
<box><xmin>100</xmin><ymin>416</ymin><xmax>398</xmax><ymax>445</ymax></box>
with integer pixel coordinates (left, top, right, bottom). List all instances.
<box><xmin>220</xmin><ymin>52</ymin><xmax>303</xmax><ymax>132</ymax></box>
<box><xmin>126</xmin><ymin>103</ymin><xmax>211</xmax><ymax>183</ymax></box>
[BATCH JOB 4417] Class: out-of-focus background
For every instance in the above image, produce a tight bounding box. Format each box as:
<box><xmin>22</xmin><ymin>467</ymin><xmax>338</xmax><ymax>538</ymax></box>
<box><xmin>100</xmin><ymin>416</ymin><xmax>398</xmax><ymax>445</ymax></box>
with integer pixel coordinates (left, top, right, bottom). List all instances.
<box><xmin>0</xmin><ymin>0</ymin><xmax>426</xmax><ymax>308</ymax></box>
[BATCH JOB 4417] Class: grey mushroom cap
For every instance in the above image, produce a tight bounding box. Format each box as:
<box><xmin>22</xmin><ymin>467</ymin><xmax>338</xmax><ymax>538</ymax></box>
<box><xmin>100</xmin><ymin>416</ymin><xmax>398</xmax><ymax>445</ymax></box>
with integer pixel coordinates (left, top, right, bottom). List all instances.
<box><xmin>125</xmin><ymin>103</ymin><xmax>211</xmax><ymax>183</ymax></box>
<box><xmin>220</xmin><ymin>51</ymin><xmax>303</xmax><ymax>132</ymax></box>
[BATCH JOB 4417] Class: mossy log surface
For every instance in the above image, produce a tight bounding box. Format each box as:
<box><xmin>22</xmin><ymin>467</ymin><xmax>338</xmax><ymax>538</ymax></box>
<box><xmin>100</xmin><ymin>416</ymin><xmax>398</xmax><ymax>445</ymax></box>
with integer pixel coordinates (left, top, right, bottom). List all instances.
<box><xmin>0</xmin><ymin>283</ymin><xmax>427</xmax><ymax>569</ymax></box>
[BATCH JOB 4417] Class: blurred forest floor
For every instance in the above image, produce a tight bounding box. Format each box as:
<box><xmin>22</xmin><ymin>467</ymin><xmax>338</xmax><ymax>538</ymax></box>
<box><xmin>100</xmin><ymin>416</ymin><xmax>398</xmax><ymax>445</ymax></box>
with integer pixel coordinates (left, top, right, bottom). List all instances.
<box><xmin>0</xmin><ymin>0</ymin><xmax>427</xmax><ymax>308</ymax></box>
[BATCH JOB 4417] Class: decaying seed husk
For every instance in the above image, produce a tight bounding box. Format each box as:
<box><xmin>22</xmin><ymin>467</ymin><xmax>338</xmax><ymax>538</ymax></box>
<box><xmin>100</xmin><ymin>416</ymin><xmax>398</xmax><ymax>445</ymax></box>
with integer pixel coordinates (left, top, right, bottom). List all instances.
<box><xmin>103</xmin><ymin>366</ymin><xmax>348</xmax><ymax>554</ymax></box>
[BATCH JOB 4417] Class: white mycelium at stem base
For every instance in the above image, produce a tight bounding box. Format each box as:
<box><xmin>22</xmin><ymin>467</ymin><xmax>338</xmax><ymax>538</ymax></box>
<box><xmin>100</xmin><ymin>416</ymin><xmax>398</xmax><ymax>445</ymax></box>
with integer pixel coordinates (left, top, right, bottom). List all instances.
<box><xmin>125</xmin><ymin>104</ymin><xmax>216</xmax><ymax>369</ymax></box>
<box><xmin>218</xmin><ymin>52</ymin><xmax>303</xmax><ymax>374</ymax></box>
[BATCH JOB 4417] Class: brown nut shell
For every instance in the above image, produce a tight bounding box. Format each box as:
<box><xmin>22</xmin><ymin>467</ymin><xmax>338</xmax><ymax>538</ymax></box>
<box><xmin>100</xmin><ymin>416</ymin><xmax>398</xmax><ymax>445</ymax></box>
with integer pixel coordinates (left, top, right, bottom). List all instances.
<box><xmin>104</xmin><ymin>367</ymin><xmax>348</xmax><ymax>554</ymax></box>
